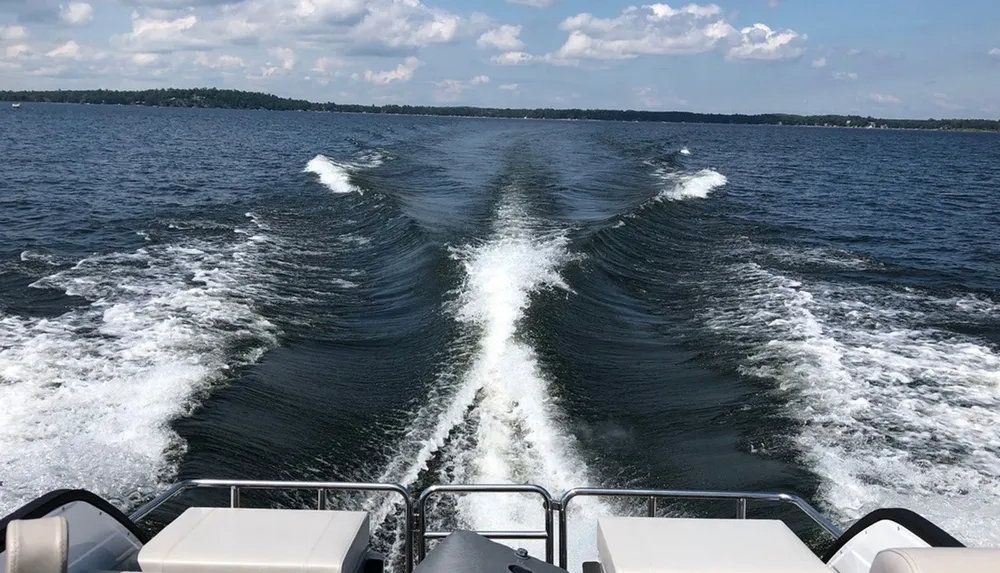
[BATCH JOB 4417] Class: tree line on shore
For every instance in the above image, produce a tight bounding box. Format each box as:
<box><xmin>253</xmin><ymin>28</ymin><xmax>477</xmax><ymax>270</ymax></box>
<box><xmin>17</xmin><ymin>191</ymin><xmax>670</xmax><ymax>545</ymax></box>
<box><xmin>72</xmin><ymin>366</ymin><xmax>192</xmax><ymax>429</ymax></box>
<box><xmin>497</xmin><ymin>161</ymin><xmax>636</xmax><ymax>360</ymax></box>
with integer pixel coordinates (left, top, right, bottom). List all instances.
<box><xmin>4</xmin><ymin>88</ymin><xmax>998</xmax><ymax>131</ymax></box>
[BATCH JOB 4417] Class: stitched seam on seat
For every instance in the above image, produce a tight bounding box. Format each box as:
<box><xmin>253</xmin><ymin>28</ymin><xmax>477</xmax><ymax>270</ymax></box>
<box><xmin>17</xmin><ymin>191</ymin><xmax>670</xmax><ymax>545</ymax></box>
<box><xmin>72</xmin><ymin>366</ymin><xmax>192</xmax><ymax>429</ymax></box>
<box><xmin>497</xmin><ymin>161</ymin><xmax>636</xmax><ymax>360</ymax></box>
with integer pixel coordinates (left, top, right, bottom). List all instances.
<box><xmin>896</xmin><ymin>549</ymin><xmax>922</xmax><ymax>573</ymax></box>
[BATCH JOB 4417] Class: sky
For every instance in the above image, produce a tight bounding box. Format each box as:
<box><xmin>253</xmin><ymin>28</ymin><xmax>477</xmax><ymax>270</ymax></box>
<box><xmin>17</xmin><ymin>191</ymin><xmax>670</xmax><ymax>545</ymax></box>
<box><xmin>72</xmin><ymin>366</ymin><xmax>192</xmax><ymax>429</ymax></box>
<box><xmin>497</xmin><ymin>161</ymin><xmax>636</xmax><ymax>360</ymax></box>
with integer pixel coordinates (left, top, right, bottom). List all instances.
<box><xmin>1</xmin><ymin>0</ymin><xmax>998</xmax><ymax>118</ymax></box>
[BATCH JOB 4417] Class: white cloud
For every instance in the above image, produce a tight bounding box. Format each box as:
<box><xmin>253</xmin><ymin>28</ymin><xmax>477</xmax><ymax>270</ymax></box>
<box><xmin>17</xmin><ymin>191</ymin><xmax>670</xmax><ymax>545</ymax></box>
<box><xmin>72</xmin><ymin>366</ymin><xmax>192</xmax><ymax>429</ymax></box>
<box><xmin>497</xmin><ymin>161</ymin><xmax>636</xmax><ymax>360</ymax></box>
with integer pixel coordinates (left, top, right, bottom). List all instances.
<box><xmin>434</xmin><ymin>74</ymin><xmax>492</xmax><ymax>101</ymax></box>
<box><xmin>60</xmin><ymin>2</ymin><xmax>94</xmax><ymax>25</ymax></box>
<box><xmin>727</xmin><ymin>23</ymin><xmax>805</xmax><ymax>61</ymax></box>
<box><xmin>833</xmin><ymin>71</ymin><xmax>858</xmax><ymax>80</ymax></box>
<box><xmin>364</xmin><ymin>56</ymin><xmax>422</xmax><ymax>85</ymax></box>
<box><xmin>507</xmin><ymin>0</ymin><xmax>553</xmax><ymax>7</ymax></box>
<box><xmin>990</xmin><ymin>48</ymin><xmax>1000</xmax><ymax>58</ymax></box>
<box><xmin>194</xmin><ymin>52</ymin><xmax>246</xmax><ymax>69</ymax></box>
<box><xmin>130</xmin><ymin>52</ymin><xmax>159</xmax><ymax>66</ymax></box>
<box><xmin>114</xmin><ymin>11</ymin><xmax>206</xmax><ymax>52</ymax></box>
<box><xmin>477</xmin><ymin>25</ymin><xmax>524</xmax><ymax>51</ymax></box>
<box><xmin>312</xmin><ymin>56</ymin><xmax>347</xmax><ymax>73</ymax></box>
<box><xmin>490</xmin><ymin>50</ymin><xmax>534</xmax><ymax>65</ymax></box>
<box><xmin>869</xmin><ymin>92</ymin><xmax>901</xmax><ymax>104</ymax></box>
<box><xmin>553</xmin><ymin>4</ymin><xmax>738</xmax><ymax>61</ymax></box>
<box><xmin>348</xmin><ymin>0</ymin><xmax>463</xmax><ymax>51</ymax></box>
<box><xmin>0</xmin><ymin>26</ymin><xmax>30</xmax><ymax>41</ymax></box>
<box><xmin>5</xmin><ymin>44</ymin><xmax>32</xmax><ymax>59</ymax></box>
<box><xmin>498</xmin><ymin>83</ymin><xmax>518</xmax><ymax>90</ymax></box>
<box><xmin>810</xmin><ymin>56</ymin><xmax>826</xmax><ymax>68</ymax></box>
<box><xmin>111</xmin><ymin>0</ymin><xmax>468</xmax><ymax>56</ymax></box>
<box><xmin>434</xmin><ymin>78</ymin><xmax>465</xmax><ymax>101</ymax></box>
<box><xmin>46</xmin><ymin>40</ymin><xmax>82</xmax><ymax>59</ymax></box>
<box><xmin>268</xmin><ymin>46</ymin><xmax>295</xmax><ymax>70</ymax></box>
<box><xmin>847</xmin><ymin>48</ymin><xmax>862</xmax><ymax>56</ymax></box>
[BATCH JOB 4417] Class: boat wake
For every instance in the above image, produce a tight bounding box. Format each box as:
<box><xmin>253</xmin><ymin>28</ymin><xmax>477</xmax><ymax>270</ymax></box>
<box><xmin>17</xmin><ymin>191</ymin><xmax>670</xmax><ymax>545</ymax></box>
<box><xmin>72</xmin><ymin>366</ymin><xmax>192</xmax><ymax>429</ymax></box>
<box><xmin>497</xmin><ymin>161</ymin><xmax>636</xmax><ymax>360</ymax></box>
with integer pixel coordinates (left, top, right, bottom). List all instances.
<box><xmin>368</xmin><ymin>188</ymin><xmax>607</xmax><ymax>567</ymax></box>
<box><xmin>0</xmin><ymin>215</ymin><xmax>279</xmax><ymax>514</ymax></box>
<box><xmin>305</xmin><ymin>152</ymin><xmax>383</xmax><ymax>194</ymax></box>
<box><xmin>657</xmin><ymin>168</ymin><xmax>728</xmax><ymax>201</ymax></box>
<box><xmin>705</xmin><ymin>255</ymin><xmax>1000</xmax><ymax>545</ymax></box>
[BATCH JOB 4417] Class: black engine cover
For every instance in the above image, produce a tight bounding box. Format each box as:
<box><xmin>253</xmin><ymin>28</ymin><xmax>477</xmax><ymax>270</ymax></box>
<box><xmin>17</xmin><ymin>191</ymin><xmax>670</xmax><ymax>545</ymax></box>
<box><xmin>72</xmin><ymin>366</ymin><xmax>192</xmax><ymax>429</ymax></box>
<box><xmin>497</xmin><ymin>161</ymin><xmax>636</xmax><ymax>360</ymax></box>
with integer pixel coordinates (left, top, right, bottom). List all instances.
<box><xmin>415</xmin><ymin>530</ymin><xmax>567</xmax><ymax>573</ymax></box>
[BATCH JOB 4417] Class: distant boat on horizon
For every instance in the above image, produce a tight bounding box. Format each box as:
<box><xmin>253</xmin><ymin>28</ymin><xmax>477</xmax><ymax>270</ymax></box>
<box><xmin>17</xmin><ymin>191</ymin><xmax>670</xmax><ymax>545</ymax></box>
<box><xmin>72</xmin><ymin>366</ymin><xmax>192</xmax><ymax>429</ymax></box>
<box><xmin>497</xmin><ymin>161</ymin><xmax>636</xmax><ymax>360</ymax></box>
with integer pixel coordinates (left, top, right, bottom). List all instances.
<box><xmin>11</xmin><ymin>103</ymin><xmax>21</xmax><ymax>109</ymax></box>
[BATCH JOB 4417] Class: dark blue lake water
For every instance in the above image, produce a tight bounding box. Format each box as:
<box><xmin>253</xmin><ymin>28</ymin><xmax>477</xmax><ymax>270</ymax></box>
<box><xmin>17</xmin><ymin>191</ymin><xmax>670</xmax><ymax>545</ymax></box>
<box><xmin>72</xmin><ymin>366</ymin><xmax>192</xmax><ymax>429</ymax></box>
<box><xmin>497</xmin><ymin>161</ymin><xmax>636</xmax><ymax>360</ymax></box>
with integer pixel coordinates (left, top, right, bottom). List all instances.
<box><xmin>2</xmin><ymin>104</ymin><xmax>999</xmax><ymax>560</ymax></box>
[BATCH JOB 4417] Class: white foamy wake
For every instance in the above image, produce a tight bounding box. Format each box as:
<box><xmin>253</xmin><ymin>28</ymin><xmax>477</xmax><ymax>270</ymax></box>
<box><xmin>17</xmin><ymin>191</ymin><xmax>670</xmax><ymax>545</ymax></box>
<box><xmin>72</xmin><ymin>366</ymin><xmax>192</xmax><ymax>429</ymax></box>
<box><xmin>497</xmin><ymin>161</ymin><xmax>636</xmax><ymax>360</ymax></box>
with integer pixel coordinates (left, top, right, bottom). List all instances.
<box><xmin>369</xmin><ymin>194</ymin><xmax>606</xmax><ymax>568</ymax></box>
<box><xmin>0</xmin><ymin>220</ymin><xmax>279</xmax><ymax>514</ymax></box>
<box><xmin>706</xmin><ymin>261</ymin><xmax>1000</xmax><ymax>545</ymax></box>
<box><xmin>658</xmin><ymin>168</ymin><xmax>727</xmax><ymax>201</ymax></box>
<box><xmin>305</xmin><ymin>155</ymin><xmax>361</xmax><ymax>194</ymax></box>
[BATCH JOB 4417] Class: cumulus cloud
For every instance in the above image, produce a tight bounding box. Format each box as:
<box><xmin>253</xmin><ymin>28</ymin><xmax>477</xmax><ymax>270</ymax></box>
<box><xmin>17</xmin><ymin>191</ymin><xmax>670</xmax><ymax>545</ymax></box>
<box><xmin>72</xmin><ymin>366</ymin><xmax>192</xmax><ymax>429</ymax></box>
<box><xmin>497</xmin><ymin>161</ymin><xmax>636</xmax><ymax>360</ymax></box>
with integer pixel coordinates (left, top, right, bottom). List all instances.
<box><xmin>726</xmin><ymin>23</ymin><xmax>805</xmax><ymax>61</ymax></box>
<box><xmin>113</xmin><ymin>11</ymin><xmax>207</xmax><ymax>52</ymax></box>
<box><xmin>434</xmin><ymin>73</ymin><xmax>492</xmax><ymax>101</ymax></box>
<box><xmin>0</xmin><ymin>25</ymin><xmax>30</xmax><ymax>41</ymax></box>
<box><xmin>553</xmin><ymin>4</ymin><xmax>736</xmax><ymax>60</ymax></box>
<box><xmin>810</xmin><ymin>56</ymin><xmax>826</xmax><ymax>68</ymax></box>
<box><xmin>869</xmin><ymin>92</ymin><xmax>901</xmax><ymax>104</ymax></box>
<box><xmin>268</xmin><ymin>46</ymin><xmax>295</xmax><ymax>70</ymax></box>
<box><xmin>194</xmin><ymin>52</ymin><xmax>246</xmax><ymax>69</ymax></box>
<box><xmin>5</xmin><ymin>43</ymin><xmax>32</xmax><ymax>58</ymax></box>
<box><xmin>490</xmin><ymin>50</ymin><xmax>534</xmax><ymax>65</ymax></box>
<box><xmin>990</xmin><ymin>48</ymin><xmax>1000</xmax><ymax>58</ymax></box>
<box><xmin>434</xmin><ymin>78</ymin><xmax>465</xmax><ymax>101</ymax></box>
<box><xmin>507</xmin><ymin>0</ymin><xmax>553</xmax><ymax>7</ymax></box>
<box><xmin>46</xmin><ymin>40</ymin><xmax>82</xmax><ymax>59</ymax></box>
<box><xmin>60</xmin><ymin>2</ymin><xmax>93</xmax><ymax>25</ymax></box>
<box><xmin>312</xmin><ymin>56</ymin><xmax>347</xmax><ymax>73</ymax></box>
<box><xmin>833</xmin><ymin>71</ymin><xmax>857</xmax><ymax>80</ymax></box>
<box><xmin>477</xmin><ymin>25</ymin><xmax>524</xmax><ymax>51</ymax></box>
<box><xmin>130</xmin><ymin>52</ymin><xmax>159</xmax><ymax>66</ymax></box>
<box><xmin>364</xmin><ymin>56</ymin><xmax>422</xmax><ymax>85</ymax></box>
<box><xmin>111</xmin><ymin>0</ymin><xmax>469</xmax><ymax>56</ymax></box>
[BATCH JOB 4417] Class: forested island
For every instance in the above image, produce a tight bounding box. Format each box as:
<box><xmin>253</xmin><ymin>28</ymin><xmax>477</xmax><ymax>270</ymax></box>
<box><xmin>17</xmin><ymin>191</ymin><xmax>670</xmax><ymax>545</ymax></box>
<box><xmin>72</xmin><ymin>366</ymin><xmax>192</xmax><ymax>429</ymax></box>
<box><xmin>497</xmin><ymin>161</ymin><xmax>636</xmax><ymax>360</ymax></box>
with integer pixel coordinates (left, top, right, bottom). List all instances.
<box><xmin>3</xmin><ymin>88</ymin><xmax>998</xmax><ymax>131</ymax></box>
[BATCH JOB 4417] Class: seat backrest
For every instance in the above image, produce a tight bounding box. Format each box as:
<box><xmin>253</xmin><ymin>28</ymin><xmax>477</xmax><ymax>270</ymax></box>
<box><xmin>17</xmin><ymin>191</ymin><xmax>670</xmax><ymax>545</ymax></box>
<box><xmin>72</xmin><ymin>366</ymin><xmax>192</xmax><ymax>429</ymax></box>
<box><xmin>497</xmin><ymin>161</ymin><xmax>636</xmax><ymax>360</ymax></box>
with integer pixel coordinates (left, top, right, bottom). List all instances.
<box><xmin>871</xmin><ymin>547</ymin><xmax>1000</xmax><ymax>573</ymax></box>
<box><xmin>5</xmin><ymin>517</ymin><xmax>69</xmax><ymax>573</ymax></box>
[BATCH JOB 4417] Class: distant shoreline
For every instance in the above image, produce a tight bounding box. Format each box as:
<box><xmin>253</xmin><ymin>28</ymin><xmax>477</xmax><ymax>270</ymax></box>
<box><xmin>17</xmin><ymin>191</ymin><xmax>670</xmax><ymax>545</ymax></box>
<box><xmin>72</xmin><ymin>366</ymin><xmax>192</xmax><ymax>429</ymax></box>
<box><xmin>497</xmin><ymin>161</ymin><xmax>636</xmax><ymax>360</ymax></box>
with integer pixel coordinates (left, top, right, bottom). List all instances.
<box><xmin>4</xmin><ymin>88</ymin><xmax>998</xmax><ymax>132</ymax></box>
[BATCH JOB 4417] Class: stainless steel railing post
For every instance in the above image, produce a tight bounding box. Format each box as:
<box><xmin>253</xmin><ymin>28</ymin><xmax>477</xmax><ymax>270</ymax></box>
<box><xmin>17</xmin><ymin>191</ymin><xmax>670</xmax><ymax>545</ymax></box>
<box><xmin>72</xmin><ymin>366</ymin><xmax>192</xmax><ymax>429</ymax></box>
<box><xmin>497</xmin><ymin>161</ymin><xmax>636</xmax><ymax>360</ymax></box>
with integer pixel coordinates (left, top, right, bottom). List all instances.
<box><xmin>416</xmin><ymin>484</ymin><xmax>555</xmax><ymax>564</ymax></box>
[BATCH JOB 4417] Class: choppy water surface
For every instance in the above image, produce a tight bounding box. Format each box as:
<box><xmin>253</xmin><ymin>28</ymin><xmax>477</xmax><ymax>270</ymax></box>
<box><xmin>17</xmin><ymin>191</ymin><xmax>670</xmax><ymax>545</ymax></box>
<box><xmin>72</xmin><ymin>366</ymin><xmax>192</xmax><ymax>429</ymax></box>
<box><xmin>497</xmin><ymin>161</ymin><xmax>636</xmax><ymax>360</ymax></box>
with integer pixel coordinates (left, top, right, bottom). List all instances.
<box><xmin>2</xmin><ymin>105</ymin><xmax>999</xmax><ymax>564</ymax></box>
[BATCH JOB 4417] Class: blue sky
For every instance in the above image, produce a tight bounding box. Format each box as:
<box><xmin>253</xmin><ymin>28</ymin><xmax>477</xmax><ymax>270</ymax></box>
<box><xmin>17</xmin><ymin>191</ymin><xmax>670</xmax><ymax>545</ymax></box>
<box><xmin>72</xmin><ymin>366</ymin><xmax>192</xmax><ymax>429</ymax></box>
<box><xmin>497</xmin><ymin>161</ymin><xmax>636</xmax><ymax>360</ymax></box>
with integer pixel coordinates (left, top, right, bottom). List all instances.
<box><xmin>1</xmin><ymin>0</ymin><xmax>998</xmax><ymax>118</ymax></box>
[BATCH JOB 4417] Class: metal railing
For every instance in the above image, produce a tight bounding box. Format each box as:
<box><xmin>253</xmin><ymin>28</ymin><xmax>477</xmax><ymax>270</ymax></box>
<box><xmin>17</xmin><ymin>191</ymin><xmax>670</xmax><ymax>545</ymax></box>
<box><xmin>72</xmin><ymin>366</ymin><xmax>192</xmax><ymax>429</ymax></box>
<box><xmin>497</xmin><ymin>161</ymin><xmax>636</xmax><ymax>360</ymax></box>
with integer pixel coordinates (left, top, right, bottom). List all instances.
<box><xmin>416</xmin><ymin>484</ymin><xmax>555</xmax><ymax>564</ymax></box>
<box><xmin>129</xmin><ymin>480</ymin><xmax>842</xmax><ymax>573</ymax></box>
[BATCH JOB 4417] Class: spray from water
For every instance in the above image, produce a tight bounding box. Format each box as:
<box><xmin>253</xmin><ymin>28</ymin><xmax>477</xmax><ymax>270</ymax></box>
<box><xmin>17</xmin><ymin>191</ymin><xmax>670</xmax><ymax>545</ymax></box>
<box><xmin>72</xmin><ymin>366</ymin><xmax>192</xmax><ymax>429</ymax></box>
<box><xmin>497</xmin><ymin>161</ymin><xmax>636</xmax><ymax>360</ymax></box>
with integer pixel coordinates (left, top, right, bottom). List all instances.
<box><xmin>368</xmin><ymin>191</ymin><xmax>608</xmax><ymax>569</ymax></box>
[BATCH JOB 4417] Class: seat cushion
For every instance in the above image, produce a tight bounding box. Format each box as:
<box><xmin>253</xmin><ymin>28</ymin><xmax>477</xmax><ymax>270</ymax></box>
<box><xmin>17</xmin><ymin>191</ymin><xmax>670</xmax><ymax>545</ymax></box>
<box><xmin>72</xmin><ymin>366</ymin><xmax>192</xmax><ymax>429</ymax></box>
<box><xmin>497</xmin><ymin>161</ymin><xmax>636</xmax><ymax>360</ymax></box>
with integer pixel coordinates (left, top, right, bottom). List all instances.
<box><xmin>871</xmin><ymin>548</ymin><xmax>1000</xmax><ymax>573</ymax></box>
<box><xmin>597</xmin><ymin>517</ymin><xmax>833</xmax><ymax>573</ymax></box>
<box><xmin>138</xmin><ymin>508</ymin><xmax>369</xmax><ymax>573</ymax></box>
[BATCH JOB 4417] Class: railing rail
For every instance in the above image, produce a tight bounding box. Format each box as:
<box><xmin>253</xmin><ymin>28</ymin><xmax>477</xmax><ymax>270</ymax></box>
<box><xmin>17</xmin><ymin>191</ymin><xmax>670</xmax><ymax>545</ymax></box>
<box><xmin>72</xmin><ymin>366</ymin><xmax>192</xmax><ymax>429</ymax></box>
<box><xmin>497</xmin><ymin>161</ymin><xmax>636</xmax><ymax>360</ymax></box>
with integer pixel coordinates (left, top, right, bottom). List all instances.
<box><xmin>128</xmin><ymin>481</ymin><xmax>841</xmax><ymax>573</ymax></box>
<box><xmin>416</xmin><ymin>484</ymin><xmax>555</xmax><ymax>564</ymax></box>
<box><xmin>557</xmin><ymin>488</ymin><xmax>844</xmax><ymax>570</ymax></box>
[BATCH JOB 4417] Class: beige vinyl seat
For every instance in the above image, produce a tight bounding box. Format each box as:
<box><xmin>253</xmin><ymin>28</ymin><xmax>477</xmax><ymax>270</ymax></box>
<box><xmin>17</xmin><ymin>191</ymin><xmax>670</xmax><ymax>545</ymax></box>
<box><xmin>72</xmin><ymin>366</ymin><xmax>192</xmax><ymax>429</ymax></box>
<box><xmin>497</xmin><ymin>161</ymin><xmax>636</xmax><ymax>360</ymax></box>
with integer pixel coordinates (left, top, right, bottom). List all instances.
<box><xmin>137</xmin><ymin>507</ymin><xmax>371</xmax><ymax>573</ymax></box>
<box><xmin>870</xmin><ymin>547</ymin><xmax>1000</xmax><ymax>573</ymax></box>
<box><xmin>597</xmin><ymin>517</ymin><xmax>834</xmax><ymax>572</ymax></box>
<box><xmin>5</xmin><ymin>516</ymin><xmax>69</xmax><ymax>573</ymax></box>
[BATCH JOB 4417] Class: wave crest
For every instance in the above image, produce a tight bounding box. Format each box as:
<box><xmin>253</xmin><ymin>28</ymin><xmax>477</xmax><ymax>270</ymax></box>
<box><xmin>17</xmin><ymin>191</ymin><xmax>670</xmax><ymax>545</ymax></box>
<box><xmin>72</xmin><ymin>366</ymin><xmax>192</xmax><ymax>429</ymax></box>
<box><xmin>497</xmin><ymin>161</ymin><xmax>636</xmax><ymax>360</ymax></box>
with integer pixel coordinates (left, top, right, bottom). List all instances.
<box><xmin>660</xmin><ymin>169</ymin><xmax>728</xmax><ymax>201</ymax></box>
<box><xmin>305</xmin><ymin>155</ymin><xmax>360</xmax><ymax>194</ymax></box>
